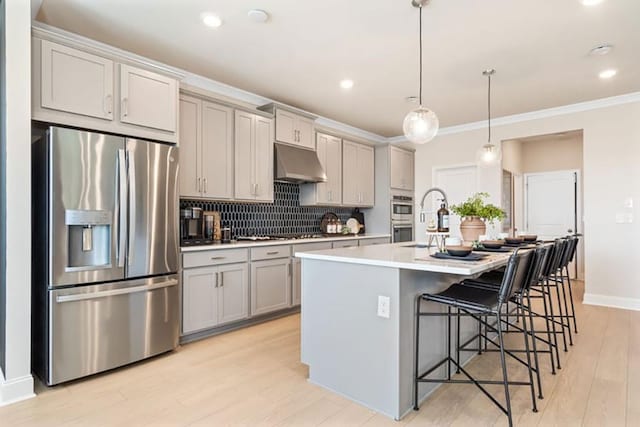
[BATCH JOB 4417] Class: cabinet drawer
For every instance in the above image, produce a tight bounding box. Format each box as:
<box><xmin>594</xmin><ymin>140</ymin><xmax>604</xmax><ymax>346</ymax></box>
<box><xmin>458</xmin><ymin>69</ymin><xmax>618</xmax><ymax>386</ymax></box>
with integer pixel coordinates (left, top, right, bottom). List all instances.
<box><xmin>183</xmin><ymin>249</ymin><xmax>248</xmax><ymax>269</ymax></box>
<box><xmin>332</xmin><ymin>239</ymin><xmax>359</xmax><ymax>249</ymax></box>
<box><xmin>292</xmin><ymin>242</ymin><xmax>332</xmax><ymax>254</ymax></box>
<box><xmin>359</xmin><ymin>237</ymin><xmax>390</xmax><ymax>246</ymax></box>
<box><xmin>251</xmin><ymin>245</ymin><xmax>291</xmax><ymax>261</ymax></box>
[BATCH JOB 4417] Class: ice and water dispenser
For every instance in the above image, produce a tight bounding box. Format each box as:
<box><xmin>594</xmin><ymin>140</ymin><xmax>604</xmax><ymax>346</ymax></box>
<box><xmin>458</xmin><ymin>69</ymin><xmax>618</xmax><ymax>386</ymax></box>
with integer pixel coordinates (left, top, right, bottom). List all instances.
<box><xmin>65</xmin><ymin>209</ymin><xmax>112</xmax><ymax>269</ymax></box>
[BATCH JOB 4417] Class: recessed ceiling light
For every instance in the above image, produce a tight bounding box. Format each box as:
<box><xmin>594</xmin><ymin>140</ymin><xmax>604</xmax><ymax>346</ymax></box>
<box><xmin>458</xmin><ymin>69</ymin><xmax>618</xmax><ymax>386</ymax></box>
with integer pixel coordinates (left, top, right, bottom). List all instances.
<box><xmin>340</xmin><ymin>79</ymin><xmax>354</xmax><ymax>89</ymax></box>
<box><xmin>581</xmin><ymin>0</ymin><xmax>604</xmax><ymax>6</ymax></box>
<box><xmin>201</xmin><ymin>13</ymin><xmax>222</xmax><ymax>28</ymax></box>
<box><xmin>248</xmin><ymin>9</ymin><xmax>270</xmax><ymax>23</ymax></box>
<box><xmin>589</xmin><ymin>44</ymin><xmax>613</xmax><ymax>56</ymax></box>
<box><xmin>405</xmin><ymin>96</ymin><xmax>419</xmax><ymax>103</ymax></box>
<box><xmin>599</xmin><ymin>69</ymin><xmax>617</xmax><ymax>79</ymax></box>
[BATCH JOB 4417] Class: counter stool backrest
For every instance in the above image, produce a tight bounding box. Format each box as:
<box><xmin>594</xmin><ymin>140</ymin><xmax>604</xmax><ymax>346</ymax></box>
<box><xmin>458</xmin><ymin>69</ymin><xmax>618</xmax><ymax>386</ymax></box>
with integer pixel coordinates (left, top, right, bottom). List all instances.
<box><xmin>563</xmin><ymin>235</ymin><xmax>579</xmax><ymax>267</ymax></box>
<box><xmin>544</xmin><ymin>239</ymin><xmax>565</xmax><ymax>277</ymax></box>
<box><xmin>524</xmin><ymin>244</ymin><xmax>552</xmax><ymax>291</ymax></box>
<box><xmin>499</xmin><ymin>248</ymin><xmax>534</xmax><ymax>304</ymax></box>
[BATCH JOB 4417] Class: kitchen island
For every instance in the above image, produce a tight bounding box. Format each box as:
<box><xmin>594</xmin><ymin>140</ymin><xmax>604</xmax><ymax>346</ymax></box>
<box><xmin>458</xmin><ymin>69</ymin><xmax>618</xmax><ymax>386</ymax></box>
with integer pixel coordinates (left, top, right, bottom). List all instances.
<box><xmin>296</xmin><ymin>243</ymin><xmax>511</xmax><ymax>420</ymax></box>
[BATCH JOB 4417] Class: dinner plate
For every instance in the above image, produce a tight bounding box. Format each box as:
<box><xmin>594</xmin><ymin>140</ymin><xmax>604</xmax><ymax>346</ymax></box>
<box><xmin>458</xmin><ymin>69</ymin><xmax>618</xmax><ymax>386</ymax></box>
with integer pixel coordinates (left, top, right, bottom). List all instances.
<box><xmin>346</xmin><ymin>217</ymin><xmax>360</xmax><ymax>234</ymax></box>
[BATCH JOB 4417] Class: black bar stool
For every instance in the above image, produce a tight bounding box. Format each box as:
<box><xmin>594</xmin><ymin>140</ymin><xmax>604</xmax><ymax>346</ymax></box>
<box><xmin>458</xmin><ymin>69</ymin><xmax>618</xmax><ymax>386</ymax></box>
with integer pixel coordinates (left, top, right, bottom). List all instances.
<box><xmin>414</xmin><ymin>248</ymin><xmax>536</xmax><ymax>427</ymax></box>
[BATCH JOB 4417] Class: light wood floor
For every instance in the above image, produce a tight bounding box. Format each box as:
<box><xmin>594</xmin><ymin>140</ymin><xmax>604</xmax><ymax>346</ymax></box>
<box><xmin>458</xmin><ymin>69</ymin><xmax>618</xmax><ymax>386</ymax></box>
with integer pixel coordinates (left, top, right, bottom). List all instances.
<box><xmin>1</xmin><ymin>280</ymin><xmax>638</xmax><ymax>426</ymax></box>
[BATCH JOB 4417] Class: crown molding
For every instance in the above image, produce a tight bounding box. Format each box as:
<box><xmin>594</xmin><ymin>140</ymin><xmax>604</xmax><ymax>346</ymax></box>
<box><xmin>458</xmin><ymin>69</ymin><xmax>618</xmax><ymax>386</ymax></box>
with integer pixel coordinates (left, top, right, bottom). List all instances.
<box><xmin>432</xmin><ymin>91</ymin><xmax>640</xmax><ymax>137</ymax></box>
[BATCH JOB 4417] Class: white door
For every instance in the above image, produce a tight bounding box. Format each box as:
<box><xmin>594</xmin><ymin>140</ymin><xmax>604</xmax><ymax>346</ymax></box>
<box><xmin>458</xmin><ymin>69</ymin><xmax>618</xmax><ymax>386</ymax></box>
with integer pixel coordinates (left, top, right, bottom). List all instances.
<box><xmin>433</xmin><ymin>165</ymin><xmax>478</xmax><ymax>239</ymax></box>
<box><xmin>525</xmin><ymin>170</ymin><xmax>580</xmax><ymax>277</ymax></box>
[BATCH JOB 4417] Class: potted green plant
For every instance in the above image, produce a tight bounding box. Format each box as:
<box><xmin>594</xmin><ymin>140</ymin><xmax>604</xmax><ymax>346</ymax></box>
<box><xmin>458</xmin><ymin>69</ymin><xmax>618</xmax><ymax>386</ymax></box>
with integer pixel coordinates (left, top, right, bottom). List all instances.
<box><xmin>450</xmin><ymin>192</ymin><xmax>506</xmax><ymax>242</ymax></box>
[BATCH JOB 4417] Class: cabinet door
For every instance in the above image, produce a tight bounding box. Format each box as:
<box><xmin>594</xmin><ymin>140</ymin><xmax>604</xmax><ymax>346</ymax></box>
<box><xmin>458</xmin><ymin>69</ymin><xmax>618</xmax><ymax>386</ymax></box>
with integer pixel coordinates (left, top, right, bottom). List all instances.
<box><xmin>342</xmin><ymin>140</ymin><xmax>360</xmax><ymax>205</ymax></box>
<box><xmin>202</xmin><ymin>101</ymin><xmax>234</xmax><ymax>199</ymax></box>
<box><xmin>404</xmin><ymin>150</ymin><xmax>415</xmax><ymax>191</ymax></box>
<box><xmin>296</xmin><ymin>116</ymin><xmax>315</xmax><ymax>149</ymax></box>
<box><xmin>234</xmin><ymin>111</ymin><xmax>255</xmax><ymax>200</ymax></box>
<box><xmin>332</xmin><ymin>239</ymin><xmax>359</xmax><ymax>249</ymax></box>
<box><xmin>119</xmin><ymin>64</ymin><xmax>177</xmax><ymax>132</ymax></box>
<box><xmin>178</xmin><ymin>96</ymin><xmax>202</xmax><ymax>198</ymax></box>
<box><xmin>41</xmin><ymin>40</ymin><xmax>114</xmax><ymax>120</ymax></box>
<box><xmin>251</xmin><ymin>259</ymin><xmax>291</xmax><ymax>316</ymax></box>
<box><xmin>292</xmin><ymin>258</ymin><xmax>301</xmax><ymax>306</ymax></box>
<box><xmin>326</xmin><ymin>135</ymin><xmax>343</xmax><ymax>204</ymax></box>
<box><xmin>358</xmin><ymin>144</ymin><xmax>375</xmax><ymax>206</ymax></box>
<box><xmin>254</xmin><ymin>116</ymin><xmax>274</xmax><ymax>202</ymax></box>
<box><xmin>217</xmin><ymin>264</ymin><xmax>249</xmax><ymax>325</ymax></box>
<box><xmin>315</xmin><ymin>134</ymin><xmax>330</xmax><ymax>204</ymax></box>
<box><xmin>275</xmin><ymin>109</ymin><xmax>295</xmax><ymax>144</ymax></box>
<box><xmin>182</xmin><ymin>267</ymin><xmax>218</xmax><ymax>334</ymax></box>
<box><xmin>390</xmin><ymin>146</ymin><xmax>405</xmax><ymax>190</ymax></box>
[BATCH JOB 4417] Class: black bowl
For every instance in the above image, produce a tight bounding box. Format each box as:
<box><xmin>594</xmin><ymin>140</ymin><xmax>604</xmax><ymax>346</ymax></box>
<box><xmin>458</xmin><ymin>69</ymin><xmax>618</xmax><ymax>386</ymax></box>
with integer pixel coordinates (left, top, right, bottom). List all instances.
<box><xmin>505</xmin><ymin>237</ymin><xmax>524</xmax><ymax>244</ymax></box>
<box><xmin>446</xmin><ymin>245</ymin><xmax>473</xmax><ymax>257</ymax></box>
<box><xmin>521</xmin><ymin>234</ymin><xmax>538</xmax><ymax>242</ymax></box>
<box><xmin>481</xmin><ymin>240</ymin><xmax>504</xmax><ymax>249</ymax></box>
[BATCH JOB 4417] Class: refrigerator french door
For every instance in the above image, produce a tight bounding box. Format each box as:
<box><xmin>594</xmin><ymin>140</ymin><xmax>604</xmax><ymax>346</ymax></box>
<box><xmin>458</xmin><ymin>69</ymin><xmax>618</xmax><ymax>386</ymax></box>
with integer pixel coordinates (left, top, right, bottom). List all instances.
<box><xmin>32</xmin><ymin>125</ymin><xmax>179</xmax><ymax>385</ymax></box>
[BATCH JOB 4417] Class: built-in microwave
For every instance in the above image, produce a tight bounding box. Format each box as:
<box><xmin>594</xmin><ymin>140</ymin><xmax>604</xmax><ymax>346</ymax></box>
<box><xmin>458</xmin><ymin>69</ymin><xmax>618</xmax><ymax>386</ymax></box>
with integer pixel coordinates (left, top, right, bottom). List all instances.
<box><xmin>391</xmin><ymin>194</ymin><xmax>414</xmax><ymax>222</ymax></box>
<box><xmin>392</xmin><ymin>221</ymin><xmax>414</xmax><ymax>243</ymax></box>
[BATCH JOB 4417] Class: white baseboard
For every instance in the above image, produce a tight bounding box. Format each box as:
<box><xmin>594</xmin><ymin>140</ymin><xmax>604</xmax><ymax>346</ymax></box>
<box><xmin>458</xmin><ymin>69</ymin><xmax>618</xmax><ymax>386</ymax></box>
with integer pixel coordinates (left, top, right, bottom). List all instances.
<box><xmin>583</xmin><ymin>293</ymin><xmax>640</xmax><ymax>312</ymax></box>
<box><xmin>0</xmin><ymin>374</ymin><xmax>35</xmax><ymax>407</ymax></box>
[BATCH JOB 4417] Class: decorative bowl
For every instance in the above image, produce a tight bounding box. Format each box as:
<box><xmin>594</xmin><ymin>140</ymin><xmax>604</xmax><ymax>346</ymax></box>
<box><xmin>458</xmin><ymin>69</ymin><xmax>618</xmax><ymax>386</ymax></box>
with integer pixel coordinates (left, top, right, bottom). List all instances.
<box><xmin>505</xmin><ymin>237</ymin><xmax>524</xmax><ymax>244</ymax></box>
<box><xmin>445</xmin><ymin>245</ymin><xmax>473</xmax><ymax>257</ymax></box>
<box><xmin>521</xmin><ymin>234</ymin><xmax>538</xmax><ymax>242</ymax></box>
<box><xmin>481</xmin><ymin>240</ymin><xmax>504</xmax><ymax>249</ymax></box>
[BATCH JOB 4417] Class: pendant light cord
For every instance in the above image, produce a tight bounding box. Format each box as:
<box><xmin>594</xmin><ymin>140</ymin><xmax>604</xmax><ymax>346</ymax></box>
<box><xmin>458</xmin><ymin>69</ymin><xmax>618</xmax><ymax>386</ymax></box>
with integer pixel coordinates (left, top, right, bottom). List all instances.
<box><xmin>487</xmin><ymin>72</ymin><xmax>491</xmax><ymax>143</ymax></box>
<box><xmin>419</xmin><ymin>5</ymin><xmax>423</xmax><ymax>106</ymax></box>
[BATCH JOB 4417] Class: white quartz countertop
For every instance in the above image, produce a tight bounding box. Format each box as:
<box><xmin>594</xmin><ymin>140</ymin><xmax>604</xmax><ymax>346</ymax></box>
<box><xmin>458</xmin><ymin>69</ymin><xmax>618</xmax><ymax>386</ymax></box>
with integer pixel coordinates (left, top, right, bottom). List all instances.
<box><xmin>295</xmin><ymin>242</ymin><xmax>511</xmax><ymax>275</ymax></box>
<box><xmin>180</xmin><ymin>234</ymin><xmax>391</xmax><ymax>252</ymax></box>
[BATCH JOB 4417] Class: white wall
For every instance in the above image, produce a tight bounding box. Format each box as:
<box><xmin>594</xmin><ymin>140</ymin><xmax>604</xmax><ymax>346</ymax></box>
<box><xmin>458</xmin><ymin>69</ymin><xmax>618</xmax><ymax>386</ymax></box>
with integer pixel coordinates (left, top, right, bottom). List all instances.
<box><xmin>415</xmin><ymin>99</ymin><xmax>640</xmax><ymax>310</ymax></box>
<box><xmin>0</xmin><ymin>0</ymin><xmax>34</xmax><ymax>406</ymax></box>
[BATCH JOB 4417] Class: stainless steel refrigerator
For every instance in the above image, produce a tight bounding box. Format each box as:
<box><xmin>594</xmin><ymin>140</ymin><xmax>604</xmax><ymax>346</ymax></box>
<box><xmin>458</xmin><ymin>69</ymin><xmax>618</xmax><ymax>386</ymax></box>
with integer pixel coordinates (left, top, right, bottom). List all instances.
<box><xmin>32</xmin><ymin>125</ymin><xmax>179</xmax><ymax>385</ymax></box>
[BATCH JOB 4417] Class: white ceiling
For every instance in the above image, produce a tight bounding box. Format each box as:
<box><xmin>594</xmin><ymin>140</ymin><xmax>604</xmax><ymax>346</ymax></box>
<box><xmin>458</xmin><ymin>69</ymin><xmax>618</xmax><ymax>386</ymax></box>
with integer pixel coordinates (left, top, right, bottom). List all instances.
<box><xmin>35</xmin><ymin>0</ymin><xmax>640</xmax><ymax>137</ymax></box>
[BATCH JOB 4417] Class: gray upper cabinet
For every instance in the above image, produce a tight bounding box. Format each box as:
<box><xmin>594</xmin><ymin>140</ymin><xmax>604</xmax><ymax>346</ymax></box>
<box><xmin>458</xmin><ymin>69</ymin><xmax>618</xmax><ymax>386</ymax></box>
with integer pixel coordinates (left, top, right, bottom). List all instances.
<box><xmin>274</xmin><ymin>109</ymin><xmax>315</xmax><ymax>150</ymax></box>
<box><xmin>40</xmin><ymin>39</ymin><xmax>114</xmax><ymax>121</ymax></box>
<box><xmin>342</xmin><ymin>140</ymin><xmax>375</xmax><ymax>207</ymax></box>
<box><xmin>234</xmin><ymin>111</ymin><xmax>274</xmax><ymax>202</ymax></box>
<box><xmin>390</xmin><ymin>146</ymin><xmax>414</xmax><ymax>191</ymax></box>
<box><xmin>33</xmin><ymin>36</ymin><xmax>180</xmax><ymax>144</ymax></box>
<box><xmin>179</xmin><ymin>95</ymin><xmax>234</xmax><ymax>199</ymax></box>
<box><xmin>119</xmin><ymin>64</ymin><xmax>177</xmax><ymax>133</ymax></box>
<box><xmin>300</xmin><ymin>132</ymin><xmax>342</xmax><ymax>206</ymax></box>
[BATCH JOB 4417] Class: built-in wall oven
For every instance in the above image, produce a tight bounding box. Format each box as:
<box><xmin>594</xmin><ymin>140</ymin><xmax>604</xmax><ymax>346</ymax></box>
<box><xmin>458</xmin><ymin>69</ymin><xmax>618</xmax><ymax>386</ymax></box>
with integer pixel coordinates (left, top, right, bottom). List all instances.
<box><xmin>391</xmin><ymin>194</ymin><xmax>414</xmax><ymax>242</ymax></box>
<box><xmin>392</xmin><ymin>222</ymin><xmax>414</xmax><ymax>243</ymax></box>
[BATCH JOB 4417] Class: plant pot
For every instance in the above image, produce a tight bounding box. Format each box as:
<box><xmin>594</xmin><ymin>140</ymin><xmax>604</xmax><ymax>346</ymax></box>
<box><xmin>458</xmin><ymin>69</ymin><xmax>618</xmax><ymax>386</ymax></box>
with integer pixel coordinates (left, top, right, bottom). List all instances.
<box><xmin>459</xmin><ymin>216</ymin><xmax>486</xmax><ymax>243</ymax></box>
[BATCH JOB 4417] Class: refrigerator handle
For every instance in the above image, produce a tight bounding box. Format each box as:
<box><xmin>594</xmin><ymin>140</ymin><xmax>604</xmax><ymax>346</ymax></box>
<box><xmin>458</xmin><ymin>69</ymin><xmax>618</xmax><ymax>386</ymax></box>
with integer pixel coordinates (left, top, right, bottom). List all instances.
<box><xmin>117</xmin><ymin>149</ymin><xmax>127</xmax><ymax>268</ymax></box>
<box><xmin>127</xmin><ymin>148</ymin><xmax>136</xmax><ymax>266</ymax></box>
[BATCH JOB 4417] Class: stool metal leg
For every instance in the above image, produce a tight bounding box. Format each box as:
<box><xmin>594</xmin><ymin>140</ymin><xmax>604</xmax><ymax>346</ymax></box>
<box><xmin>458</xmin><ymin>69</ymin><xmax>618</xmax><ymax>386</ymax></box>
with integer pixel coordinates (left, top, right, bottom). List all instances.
<box><xmin>496</xmin><ymin>310</ymin><xmax>514</xmax><ymax>427</ymax></box>
<box><xmin>456</xmin><ymin>307</ymin><xmax>461</xmax><ymax>374</ymax></box>
<box><xmin>520</xmin><ymin>301</ymin><xmax>539</xmax><ymax>412</ymax></box>
<box><xmin>539</xmin><ymin>282</ymin><xmax>556</xmax><ymax>375</ymax></box>
<box><xmin>565</xmin><ymin>265</ymin><xmax>578</xmax><ymax>334</ymax></box>
<box><xmin>413</xmin><ymin>296</ymin><xmax>421</xmax><ymax>410</ymax></box>
<box><xmin>545</xmin><ymin>278</ymin><xmax>562</xmax><ymax>369</ymax></box>
<box><xmin>552</xmin><ymin>275</ymin><xmax>569</xmax><ymax>352</ymax></box>
<box><xmin>447</xmin><ymin>306</ymin><xmax>452</xmax><ymax>380</ymax></box>
<box><xmin>526</xmin><ymin>292</ymin><xmax>544</xmax><ymax>398</ymax></box>
<box><xmin>558</xmin><ymin>272</ymin><xmax>573</xmax><ymax>346</ymax></box>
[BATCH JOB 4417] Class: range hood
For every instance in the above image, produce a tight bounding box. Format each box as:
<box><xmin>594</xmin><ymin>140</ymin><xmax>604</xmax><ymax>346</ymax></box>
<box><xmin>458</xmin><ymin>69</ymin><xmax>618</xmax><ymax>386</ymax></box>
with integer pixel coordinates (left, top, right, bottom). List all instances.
<box><xmin>274</xmin><ymin>143</ymin><xmax>327</xmax><ymax>183</ymax></box>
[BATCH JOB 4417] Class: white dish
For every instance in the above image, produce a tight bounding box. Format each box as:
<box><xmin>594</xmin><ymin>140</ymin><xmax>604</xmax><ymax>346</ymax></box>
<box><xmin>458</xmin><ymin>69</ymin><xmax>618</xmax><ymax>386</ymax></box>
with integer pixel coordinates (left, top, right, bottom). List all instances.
<box><xmin>346</xmin><ymin>218</ymin><xmax>360</xmax><ymax>234</ymax></box>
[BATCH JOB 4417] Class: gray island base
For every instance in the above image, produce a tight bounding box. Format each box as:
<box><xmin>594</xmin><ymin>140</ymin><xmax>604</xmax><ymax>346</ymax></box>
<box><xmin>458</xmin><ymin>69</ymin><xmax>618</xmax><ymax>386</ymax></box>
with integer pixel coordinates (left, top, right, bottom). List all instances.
<box><xmin>297</xmin><ymin>243</ymin><xmax>511</xmax><ymax>420</ymax></box>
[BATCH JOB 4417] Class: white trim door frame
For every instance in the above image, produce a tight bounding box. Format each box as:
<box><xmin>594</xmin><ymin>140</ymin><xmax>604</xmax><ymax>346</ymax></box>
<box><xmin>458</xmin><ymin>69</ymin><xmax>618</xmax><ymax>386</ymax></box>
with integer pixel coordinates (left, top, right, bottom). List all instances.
<box><xmin>524</xmin><ymin>169</ymin><xmax>583</xmax><ymax>279</ymax></box>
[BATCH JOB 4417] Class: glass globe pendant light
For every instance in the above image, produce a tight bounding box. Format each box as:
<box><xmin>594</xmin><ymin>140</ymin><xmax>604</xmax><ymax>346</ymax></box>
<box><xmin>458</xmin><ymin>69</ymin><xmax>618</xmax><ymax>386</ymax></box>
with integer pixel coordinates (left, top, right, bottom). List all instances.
<box><xmin>476</xmin><ymin>69</ymin><xmax>502</xmax><ymax>167</ymax></box>
<box><xmin>403</xmin><ymin>0</ymin><xmax>439</xmax><ymax>144</ymax></box>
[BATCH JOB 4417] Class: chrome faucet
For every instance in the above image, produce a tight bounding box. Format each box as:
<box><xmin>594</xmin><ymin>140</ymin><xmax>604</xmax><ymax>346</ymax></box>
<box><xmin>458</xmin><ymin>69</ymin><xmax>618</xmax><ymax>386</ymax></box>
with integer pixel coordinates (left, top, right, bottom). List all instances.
<box><xmin>418</xmin><ymin>187</ymin><xmax>448</xmax><ymax>223</ymax></box>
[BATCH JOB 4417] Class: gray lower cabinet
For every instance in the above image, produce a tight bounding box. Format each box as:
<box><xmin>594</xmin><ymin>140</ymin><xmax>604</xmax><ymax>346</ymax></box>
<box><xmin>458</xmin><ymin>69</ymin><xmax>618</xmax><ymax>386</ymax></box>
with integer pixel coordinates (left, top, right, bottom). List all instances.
<box><xmin>359</xmin><ymin>237</ymin><xmax>391</xmax><ymax>246</ymax></box>
<box><xmin>182</xmin><ymin>263</ymin><xmax>248</xmax><ymax>334</ymax></box>
<box><xmin>292</xmin><ymin>258</ymin><xmax>302</xmax><ymax>306</ymax></box>
<box><xmin>251</xmin><ymin>258</ymin><xmax>291</xmax><ymax>316</ymax></box>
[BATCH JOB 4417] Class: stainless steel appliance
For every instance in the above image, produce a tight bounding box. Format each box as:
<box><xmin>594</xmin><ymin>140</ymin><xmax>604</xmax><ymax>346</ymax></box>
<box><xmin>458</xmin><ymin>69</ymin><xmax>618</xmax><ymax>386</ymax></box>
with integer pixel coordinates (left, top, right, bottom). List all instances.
<box><xmin>392</xmin><ymin>221</ymin><xmax>414</xmax><ymax>243</ymax></box>
<box><xmin>180</xmin><ymin>207</ymin><xmax>212</xmax><ymax>246</ymax></box>
<box><xmin>31</xmin><ymin>125</ymin><xmax>180</xmax><ymax>385</ymax></box>
<box><xmin>391</xmin><ymin>194</ymin><xmax>414</xmax><ymax>222</ymax></box>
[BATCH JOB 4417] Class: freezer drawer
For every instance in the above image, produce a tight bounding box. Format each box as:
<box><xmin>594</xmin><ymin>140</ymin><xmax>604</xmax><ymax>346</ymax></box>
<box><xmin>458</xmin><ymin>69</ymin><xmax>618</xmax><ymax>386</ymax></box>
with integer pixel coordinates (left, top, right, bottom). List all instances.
<box><xmin>47</xmin><ymin>275</ymin><xmax>179</xmax><ymax>385</ymax></box>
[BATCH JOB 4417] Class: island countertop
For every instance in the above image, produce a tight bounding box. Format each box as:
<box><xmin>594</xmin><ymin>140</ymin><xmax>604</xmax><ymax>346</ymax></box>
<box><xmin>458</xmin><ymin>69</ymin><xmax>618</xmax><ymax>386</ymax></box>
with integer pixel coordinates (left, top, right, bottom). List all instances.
<box><xmin>295</xmin><ymin>242</ymin><xmax>511</xmax><ymax>275</ymax></box>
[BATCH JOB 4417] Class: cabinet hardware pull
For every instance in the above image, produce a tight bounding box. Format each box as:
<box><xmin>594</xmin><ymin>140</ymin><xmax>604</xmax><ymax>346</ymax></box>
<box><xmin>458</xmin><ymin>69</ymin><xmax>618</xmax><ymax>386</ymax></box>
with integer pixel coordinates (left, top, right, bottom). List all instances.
<box><xmin>122</xmin><ymin>97</ymin><xmax>129</xmax><ymax>117</ymax></box>
<box><xmin>254</xmin><ymin>183</ymin><xmax>259</xmax><ymax>196</ymax></box>
<box><xmin>266</xmin><ymin>251</ymin><xmax>279</xmax><ymax>255</ymax></box>
<box><xmin>210</xmin><ymin>256</ymin><xmax>226</xmax><ymax>260</ymax></box>
<box><xmin>288</xmin><ymin>263</ymin><xmax>292</xmax><ymax>277</ymax></box>
<box><xmin>104</xmin><ymin>95</ymin><xmax>113</xmax><ymax>115</ymax></box>
<box><xmin>215</xmin><ymin>272</ymin><xmax>219</xmax><ymax>288</ymax></box>
<box><xmin>219</xmin><ymin>272</ymin><xmax>224</xmax><ymax>287</ymax></box>
<box><xmin>197</xmin><ymin>177</ymin><xmax>202</xmax><ymax>192</ymax></box>
<box><xmin>203</xmin><ymin>178</ymin><xmax>208</xmax><ymax>193</ymax></box>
